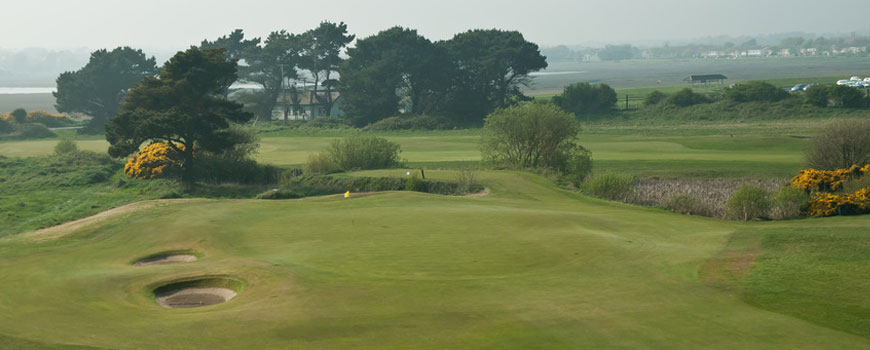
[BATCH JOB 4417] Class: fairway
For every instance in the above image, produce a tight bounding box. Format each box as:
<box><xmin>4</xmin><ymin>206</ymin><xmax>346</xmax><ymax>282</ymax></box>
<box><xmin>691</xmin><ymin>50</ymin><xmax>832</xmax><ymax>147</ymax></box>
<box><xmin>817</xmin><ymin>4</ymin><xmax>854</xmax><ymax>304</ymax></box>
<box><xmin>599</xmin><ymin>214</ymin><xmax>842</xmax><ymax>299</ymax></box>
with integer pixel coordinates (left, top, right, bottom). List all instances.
<box><xmin>0</xmin><ymin>127</ymin><xmax>808</xmax><ymax>178</ymax></box>
<box><xmin>0</xmin><ymin>171</ymin><xmax>867</xmax><ymax>349</ymax></box>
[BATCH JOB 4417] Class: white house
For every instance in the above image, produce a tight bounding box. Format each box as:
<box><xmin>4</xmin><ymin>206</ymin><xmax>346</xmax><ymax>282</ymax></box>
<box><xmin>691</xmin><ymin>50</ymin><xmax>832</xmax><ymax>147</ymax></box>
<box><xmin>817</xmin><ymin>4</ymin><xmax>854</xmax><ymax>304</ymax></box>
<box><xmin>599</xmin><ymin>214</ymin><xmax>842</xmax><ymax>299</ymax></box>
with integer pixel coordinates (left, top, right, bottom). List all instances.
<box><xmin>271</xmin><ymin>90</ymin><xmax>343</xmax><ymax>121</ymax></box>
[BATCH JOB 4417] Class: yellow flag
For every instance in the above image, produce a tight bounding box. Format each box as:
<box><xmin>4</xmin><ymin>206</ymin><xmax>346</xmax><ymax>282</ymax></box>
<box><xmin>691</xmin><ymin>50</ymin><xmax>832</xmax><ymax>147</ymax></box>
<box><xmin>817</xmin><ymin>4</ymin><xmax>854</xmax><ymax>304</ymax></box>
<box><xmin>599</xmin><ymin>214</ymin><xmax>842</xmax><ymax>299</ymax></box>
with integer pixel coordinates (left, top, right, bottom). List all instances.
<box><xmin>344</xmin><ymin>191</ymin><xmax>351</xmax><ymax>198</ymax></box>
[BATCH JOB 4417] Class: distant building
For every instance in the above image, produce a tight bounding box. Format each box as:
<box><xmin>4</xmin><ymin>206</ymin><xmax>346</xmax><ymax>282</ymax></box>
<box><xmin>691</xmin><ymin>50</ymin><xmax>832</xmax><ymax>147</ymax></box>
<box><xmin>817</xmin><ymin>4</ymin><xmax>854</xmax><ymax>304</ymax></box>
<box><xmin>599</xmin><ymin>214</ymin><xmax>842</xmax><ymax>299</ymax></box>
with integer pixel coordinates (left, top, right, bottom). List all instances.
<box><xmin>779</xmin><ymin>49</ymin><xmax>792</xmax><ymax>56</ymax></box>
<box><xmin>684</xmin><ymin>74</ymin><xmax>728</xmax><ymax>84</ymax></box>
<box><xmin>271</xmin><ymin>90</ymin><xmax>343</xmax><ymax>121</ymax></box>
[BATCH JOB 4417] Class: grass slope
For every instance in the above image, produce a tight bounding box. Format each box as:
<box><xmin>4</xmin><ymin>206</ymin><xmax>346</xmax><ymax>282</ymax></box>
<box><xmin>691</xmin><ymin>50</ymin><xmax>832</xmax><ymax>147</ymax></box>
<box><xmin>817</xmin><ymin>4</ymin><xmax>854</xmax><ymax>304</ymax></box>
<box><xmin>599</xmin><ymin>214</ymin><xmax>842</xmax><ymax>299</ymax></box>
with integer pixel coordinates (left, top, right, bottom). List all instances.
<box><xmin>0</xmin><ymin>171</ymin><xmax>867</xmax><ymax>349</ymax></box>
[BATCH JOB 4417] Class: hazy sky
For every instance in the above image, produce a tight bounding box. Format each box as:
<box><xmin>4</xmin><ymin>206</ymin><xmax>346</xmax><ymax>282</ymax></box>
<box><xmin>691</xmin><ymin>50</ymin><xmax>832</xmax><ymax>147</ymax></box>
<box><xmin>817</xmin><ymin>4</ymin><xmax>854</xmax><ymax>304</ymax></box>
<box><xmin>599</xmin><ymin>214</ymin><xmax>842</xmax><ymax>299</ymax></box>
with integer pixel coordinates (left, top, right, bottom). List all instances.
<box><xmin>3</xmin><ymin>0</ymin><xmax>869</xmax><ymax>50</ymax></box>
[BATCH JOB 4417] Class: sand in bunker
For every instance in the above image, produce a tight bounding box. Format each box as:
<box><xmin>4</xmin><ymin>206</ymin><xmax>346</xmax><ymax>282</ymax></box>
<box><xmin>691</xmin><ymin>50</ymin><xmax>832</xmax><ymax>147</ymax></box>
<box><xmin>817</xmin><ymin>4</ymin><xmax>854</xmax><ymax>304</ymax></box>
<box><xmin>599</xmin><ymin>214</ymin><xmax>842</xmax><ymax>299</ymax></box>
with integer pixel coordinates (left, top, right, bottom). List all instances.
<box><xmin>156</xmin><ymin>288</ymin><xmax>237</xmax><ymax>308</ymax></box>
<box><xmin>133</xmin><ymin>254</ymin><xmax>197</xmax><ymax>266</ymax></box>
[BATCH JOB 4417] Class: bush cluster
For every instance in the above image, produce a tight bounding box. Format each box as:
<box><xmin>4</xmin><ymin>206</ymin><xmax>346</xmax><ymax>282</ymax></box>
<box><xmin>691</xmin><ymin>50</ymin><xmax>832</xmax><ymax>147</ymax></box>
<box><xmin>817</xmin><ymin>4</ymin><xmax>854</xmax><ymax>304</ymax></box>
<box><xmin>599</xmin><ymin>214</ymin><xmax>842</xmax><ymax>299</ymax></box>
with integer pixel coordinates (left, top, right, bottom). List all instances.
<box><xmin>725</xmin><ymin>184</ymin><xmax>771</xmax><ymax>221</ymax></box>
<box><xmin>725</xmin><ymin>81</ymin><xmax>789</xmax><ymax>103</ymax></box>
<box><xmin>581</xmin><ymin>174</ymin><xmax>634</xmax><ymax>201</ymax></box>
<box><xmin>306</xmin><ymin>135</ymin><xmax>403</xmax><ymax>173</ymax></box>
<box><xmin>805</xmin><ymin>119</ymin><xmax>870</xmax><ymax>170</ymax></box>
<box><xmin>363</xmin><ymin>115</ymin><xmax>454</xmax><ymax>131</ymax></box>
<box><xmin>481</xmin><ymin>104</ymin><xmax>592</xmax><ymax>184</ymax></box>
<box><xmin>551</xmin><ymin>82</ymin><xmax>617</xmax><ymax>115</ymax></box>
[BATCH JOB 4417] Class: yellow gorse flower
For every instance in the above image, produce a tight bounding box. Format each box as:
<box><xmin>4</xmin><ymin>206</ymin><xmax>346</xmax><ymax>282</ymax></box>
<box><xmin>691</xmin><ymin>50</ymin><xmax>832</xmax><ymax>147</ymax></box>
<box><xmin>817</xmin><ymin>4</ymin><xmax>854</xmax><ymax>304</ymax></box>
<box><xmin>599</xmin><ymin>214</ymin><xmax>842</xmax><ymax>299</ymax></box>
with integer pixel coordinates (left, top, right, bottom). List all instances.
<box><xmin>124</xmin><ymin>142</ymin><xmax>186</xmax><ymax>180</ymax></box>
<box><xmin>792</xmin><ymin>163</ymin><xmax>870</xmax><ymax>217</ymax></box>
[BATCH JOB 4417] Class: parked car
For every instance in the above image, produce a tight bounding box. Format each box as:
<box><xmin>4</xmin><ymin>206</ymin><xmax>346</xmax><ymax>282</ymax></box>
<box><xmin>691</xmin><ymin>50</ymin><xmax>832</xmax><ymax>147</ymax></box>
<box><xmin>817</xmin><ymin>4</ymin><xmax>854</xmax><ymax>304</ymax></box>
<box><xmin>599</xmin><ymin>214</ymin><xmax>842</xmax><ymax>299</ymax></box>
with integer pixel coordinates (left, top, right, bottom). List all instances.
<box><xmin>803</xmin><ymin>83</ymin><xmax>818</xmax><ymax>91</ymax></box>
<box><xmin>837</xmin><ymin>79</ymin><xmax>851</xmax><ymax>85</ymax></box>
<box><xmin>851</xmin><ymin>76</ymin><xmax>863</xmax><ymax>81</ymax></box>
<box><xmin>790</xmin><ymin>84</ymin><xmax>807</xmax><ymax>92</ymax></box>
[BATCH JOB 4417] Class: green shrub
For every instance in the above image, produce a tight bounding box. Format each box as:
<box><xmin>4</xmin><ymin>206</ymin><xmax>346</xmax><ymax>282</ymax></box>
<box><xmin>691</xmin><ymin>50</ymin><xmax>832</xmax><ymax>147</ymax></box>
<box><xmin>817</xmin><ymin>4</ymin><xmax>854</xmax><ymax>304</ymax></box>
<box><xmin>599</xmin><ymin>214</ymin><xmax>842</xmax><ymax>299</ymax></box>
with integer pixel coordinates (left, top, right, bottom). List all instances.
<box><xmin>582</xmin><ymin>173</ymin><xmax>634</xmax><ymax>201</ymax></box>
<box><xmin>551</xmin><ymin>82</ymin><xmax>617</xmax><ymax>115</ymax></box>
<box><xmin>667</xmin><ymin>88</ymin><xmax>710</xmax><ymax>107</ymax></box>
<box><xmin>725</xmin><ymin>184</ymin><xmax>771</xmax><ymax>220</ymax></box>
<box><xmin>405</xmin><ymin>174</ymin><xmax>426</xmax><ymax>192</ymax></box>
<box><xmin>256</xmin><ymin>189</ymin><xmax>303</xmax><ymax>200</ymax></box>
<box><xmin>54</xmin><ymin>139</ymin><xmax>79</xmax><ymax>155</ymax></box>
<box><xmin>804</xmin><ymin>85</ymin><xmax>831</xmax><ymax>107</ymax></box>
<box><xmin>10</xmin><ymin>123</ymin><xmax>55</xmax><ymax>139</ymax></box>
<box><xmin>328</xmin><ymin>135</ymin><xmax>403</xmax><ymax>170</ymax></box>
<box><xmin>305</xmin><ymin>151</ymin><xmax>338</xmax><ymax>174</ymax></box>
<box><xmin>564</xmin><ymin>145</ymin><xmax>593</xmax><ymax>186</ymax></box>
<box><xmin>644</xmin><ymin>90</ymin><xmax>667</xmax><ymax>105</ymax></box>
<box><xmin>11</xmin><ymin>108</ymin><xmax>27</xmax><ymax>123</ymax></box>
<box><xmin>192</xmin><ymin>156</ymin><xmax>283</xmax><ymax>185</ymax></box>
<box><xmin>771</xmin><ymin>186</ymin><xmax>809</xmax><ymax>220</ymax></box>
<box><xmin>364</xmin><ymin>115</ymin><xmax>453</xmax><ymax>131</ymax></box>
<box><xmin>829</xmin><ymin>85</ymin><xmax>865</xmax><ymax>108</ymax></box>
<box><xmin>842</xmin><ymin>175</ymin><xmax>870</xmax><ymax>193</ymax></box>
<box><xmin>455</xmin><ymin>168</ymin><xmax>478</xmax><ymax>194</ymax></box>
<box><xmin>0</xmin><ymin>117</ymin><xmax>12</xmax><ymax>134</ymax></box>
<box><xmin>482</xmin><ymin>103</ymin><xmax>587</xmax><ymax>172</ymax></box>
<box><xmin>725</xmin><ymin>81</ymin><xmax>789</xmax><ymax>103</ymax></box>
<box><xmin>26</xmin><ymin>111</ymin><xmax>75</xmax><ymax>127</ymax></box>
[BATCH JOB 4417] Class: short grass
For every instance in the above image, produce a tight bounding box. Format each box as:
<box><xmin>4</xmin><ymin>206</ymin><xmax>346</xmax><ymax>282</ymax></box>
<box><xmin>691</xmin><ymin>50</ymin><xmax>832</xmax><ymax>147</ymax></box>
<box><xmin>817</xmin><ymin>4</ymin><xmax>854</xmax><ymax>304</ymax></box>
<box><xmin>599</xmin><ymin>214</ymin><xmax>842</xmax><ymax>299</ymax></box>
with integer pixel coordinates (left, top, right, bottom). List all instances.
<box><xmin>0</xmin><ymin>122</ymin><xmax>811</xmax><ymax>179</ymax></box>
<box><xmin>0</xmin><ymin>171</ymin><xmax>868</xmax><ymax>349</ymax></box>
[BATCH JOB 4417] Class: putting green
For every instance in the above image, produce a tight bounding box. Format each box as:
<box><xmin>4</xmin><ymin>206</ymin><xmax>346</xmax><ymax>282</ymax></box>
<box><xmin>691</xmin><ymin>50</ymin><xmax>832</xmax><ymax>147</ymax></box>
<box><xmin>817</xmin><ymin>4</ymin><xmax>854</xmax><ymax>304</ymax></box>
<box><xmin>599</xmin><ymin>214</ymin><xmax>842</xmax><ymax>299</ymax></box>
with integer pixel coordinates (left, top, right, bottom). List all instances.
<box><xmin>0</xmin><ymin>171</ymin><xmax>867</xmax><ymax>349</ymax></box>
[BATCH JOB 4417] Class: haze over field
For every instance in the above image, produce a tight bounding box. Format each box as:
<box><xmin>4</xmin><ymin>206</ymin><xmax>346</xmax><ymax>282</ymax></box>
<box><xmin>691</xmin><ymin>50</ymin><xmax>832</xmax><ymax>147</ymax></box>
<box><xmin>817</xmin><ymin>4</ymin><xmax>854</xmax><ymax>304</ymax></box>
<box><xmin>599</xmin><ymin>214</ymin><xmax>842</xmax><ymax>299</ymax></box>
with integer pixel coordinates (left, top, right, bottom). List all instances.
<box><xmin>2</xmin><ymin>0</ymin><xmax>870</xmax><ymax>50</ymax></box>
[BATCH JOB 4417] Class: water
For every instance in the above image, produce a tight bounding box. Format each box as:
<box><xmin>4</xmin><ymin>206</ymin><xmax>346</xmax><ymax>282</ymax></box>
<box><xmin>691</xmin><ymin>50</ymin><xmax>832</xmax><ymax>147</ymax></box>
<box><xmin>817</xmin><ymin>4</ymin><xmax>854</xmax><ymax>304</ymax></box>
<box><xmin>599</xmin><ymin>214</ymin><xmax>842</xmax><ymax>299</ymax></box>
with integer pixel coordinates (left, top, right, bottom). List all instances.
<box><xmin>0</xmin><ymin>87</ymin><xmax>56</xmax><ymax>94</ymax></box>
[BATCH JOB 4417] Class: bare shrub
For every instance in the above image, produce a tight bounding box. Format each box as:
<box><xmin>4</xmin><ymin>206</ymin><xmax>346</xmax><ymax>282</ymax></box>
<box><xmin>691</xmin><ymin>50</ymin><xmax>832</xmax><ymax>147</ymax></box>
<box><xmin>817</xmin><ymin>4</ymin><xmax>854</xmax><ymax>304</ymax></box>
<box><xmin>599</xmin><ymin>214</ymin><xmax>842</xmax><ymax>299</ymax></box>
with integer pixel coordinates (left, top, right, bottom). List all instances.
<box><xmin>806</xmin><ymin>119</ymin><xmax>870</xmax><ymax>170</ymax></box>
<box><xmin>455</xmin><ymin>168</ymin><xmax>478</xmax><ymax>194</ymax></box>
<box><xmin>771</xmin><ymin>186</ymin><xmax>809</xmax><ymax>220</ymax></box>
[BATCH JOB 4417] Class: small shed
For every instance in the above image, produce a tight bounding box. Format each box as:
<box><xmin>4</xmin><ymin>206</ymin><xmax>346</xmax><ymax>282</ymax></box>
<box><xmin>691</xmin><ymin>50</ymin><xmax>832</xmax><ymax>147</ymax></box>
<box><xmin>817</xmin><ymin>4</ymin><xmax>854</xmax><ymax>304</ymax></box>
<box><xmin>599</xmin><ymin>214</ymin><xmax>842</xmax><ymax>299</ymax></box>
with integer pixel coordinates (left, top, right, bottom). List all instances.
<box><xmin>684</xmin><ymin>74</ymin><xmax>728</xmax><ymax>84</ymax></box>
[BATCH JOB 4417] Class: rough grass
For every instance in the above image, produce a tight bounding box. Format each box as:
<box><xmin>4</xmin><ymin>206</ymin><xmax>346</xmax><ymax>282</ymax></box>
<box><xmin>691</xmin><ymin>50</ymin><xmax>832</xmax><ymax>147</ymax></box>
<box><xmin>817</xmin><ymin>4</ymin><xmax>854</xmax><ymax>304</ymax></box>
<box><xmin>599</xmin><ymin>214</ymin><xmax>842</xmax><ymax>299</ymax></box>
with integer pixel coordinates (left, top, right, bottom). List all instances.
<box><xmin>631</xmin><ymin>178</ymin><xmax>785</xmax><ymax>218</ymax></box>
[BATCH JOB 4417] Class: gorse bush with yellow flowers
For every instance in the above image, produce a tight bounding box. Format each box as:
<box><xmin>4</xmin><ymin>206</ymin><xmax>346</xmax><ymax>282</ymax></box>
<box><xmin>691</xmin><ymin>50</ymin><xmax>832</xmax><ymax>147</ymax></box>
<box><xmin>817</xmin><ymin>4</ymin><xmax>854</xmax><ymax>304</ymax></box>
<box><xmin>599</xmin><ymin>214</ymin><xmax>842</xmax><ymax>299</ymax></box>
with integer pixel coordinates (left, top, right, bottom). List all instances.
<box><xmin>790</xmin><ymin>163</ymin><xmax>870</xmax><ymax>217</ymax></box>
<box><xmin>124</xmin><ymin>142</ymin><xmax>185</xmax><ymax>180</ymax></box>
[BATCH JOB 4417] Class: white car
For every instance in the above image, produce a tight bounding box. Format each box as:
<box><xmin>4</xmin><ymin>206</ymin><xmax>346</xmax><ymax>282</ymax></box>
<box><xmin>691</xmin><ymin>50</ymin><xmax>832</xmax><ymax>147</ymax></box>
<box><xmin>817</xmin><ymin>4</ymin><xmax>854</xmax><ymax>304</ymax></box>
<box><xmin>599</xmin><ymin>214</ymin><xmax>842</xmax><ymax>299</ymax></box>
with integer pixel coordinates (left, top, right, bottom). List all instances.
<box><xmin>863</xmin><ymin>78</ymin><xmax>870</xmax><ymax>83</ymax></box>
<box><xmin>837</xmin><ymin>79</ymin><xmax>851</xmax><ymax>85</ymax></box>
<box><xmin>851</xmin><ymin>76</ymin><xmax>863</xmax><ymax>81</ymax></box>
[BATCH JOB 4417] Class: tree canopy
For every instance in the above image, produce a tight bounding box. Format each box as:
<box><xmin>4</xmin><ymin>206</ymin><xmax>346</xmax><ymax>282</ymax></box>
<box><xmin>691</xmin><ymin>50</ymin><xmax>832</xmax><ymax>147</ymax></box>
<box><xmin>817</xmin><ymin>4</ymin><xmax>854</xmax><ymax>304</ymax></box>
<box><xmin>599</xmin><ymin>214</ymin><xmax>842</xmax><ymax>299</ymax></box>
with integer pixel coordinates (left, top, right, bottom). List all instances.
<box><xmin>441</xmin><ymin>29</ymin><xmax>548</xmax><ymax>122</ymax></box>
<box><xmin>300</xmin><ymin>21</ymin><xmax>355</xmax><ymax>117</ymax></box>
<box><xmin>340</xmin><ymin>27</ymin><xmax>450</xmax><ymax>127</ymax></box>
<box><xmin>54</xmin><ymin>47</ymin><xmax>157</xmax><ymax>133</ymax></box>
<box><xmin>105</xmin><ymin>48</ymin><xmax>252</xmax><ymax>183</ymax></box>
<box><xmin>552</xmin><ymin>82</ymin><xmax>617</xmax><ymax>115</ymax></box>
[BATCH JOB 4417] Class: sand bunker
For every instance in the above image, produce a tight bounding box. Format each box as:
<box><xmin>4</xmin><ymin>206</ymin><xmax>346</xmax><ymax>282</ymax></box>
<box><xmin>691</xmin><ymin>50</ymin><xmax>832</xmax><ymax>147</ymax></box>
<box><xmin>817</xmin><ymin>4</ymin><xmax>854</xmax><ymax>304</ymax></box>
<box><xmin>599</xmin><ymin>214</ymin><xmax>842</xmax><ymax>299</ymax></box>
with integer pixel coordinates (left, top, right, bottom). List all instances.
<box><xmin>133</xmin><ymin>253</ymin><xmax>197</xmax><ymax>266</ymax></box>
<box><xmin>155</xmin><ymin>288</ymin><xmax>237</xmax><ymax>308</ymax></box>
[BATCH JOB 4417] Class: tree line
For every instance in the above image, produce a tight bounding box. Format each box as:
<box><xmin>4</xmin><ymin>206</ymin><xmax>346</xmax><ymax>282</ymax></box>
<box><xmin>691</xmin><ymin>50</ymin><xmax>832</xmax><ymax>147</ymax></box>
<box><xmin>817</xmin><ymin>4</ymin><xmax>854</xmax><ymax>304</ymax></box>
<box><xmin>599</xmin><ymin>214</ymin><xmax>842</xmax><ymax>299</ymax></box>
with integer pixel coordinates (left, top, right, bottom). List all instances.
<box><xmin>54</xmin><ymin>22</ymin><xmax>548</xmax><ymax>133</ymax></box>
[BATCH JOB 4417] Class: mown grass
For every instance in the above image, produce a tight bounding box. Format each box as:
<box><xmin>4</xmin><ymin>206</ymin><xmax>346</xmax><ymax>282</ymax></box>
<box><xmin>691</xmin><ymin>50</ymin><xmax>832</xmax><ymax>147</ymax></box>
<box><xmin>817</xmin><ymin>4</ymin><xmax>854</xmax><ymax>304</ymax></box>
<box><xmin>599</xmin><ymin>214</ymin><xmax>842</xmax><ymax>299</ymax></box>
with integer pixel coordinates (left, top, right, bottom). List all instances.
<box><xmin>0</xmin><ymin>171</ymin><xmax>868</xmax><ymax>349</ymax></box>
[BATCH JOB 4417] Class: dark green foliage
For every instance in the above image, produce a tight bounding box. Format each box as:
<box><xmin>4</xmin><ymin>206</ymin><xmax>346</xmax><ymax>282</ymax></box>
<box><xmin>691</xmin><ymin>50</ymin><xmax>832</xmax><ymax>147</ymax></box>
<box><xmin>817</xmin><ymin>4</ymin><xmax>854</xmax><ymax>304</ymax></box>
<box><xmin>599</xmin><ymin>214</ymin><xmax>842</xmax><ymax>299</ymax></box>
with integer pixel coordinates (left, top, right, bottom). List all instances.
<box><xmin>54</xmin><ymin>47</ymin><xmax>158</xmax><ymax>134</ymax></box>
<box><xmin>1</xmin><ymin>123</ymin><xmax>56</xmax><ymax>140</ymax></box>
<box><xmin>725</xmin><ymin>184</ymin><xmax>771</xmax><ymax>220</ymax></box>
<box><xmin>193</xmin><ymin>157</ymin><xmax>282</xmax><ymax>185</ymax></box>
<box><xmin>806</xmin><ymin>119</ymin><xmax>870</xmax><ymax>170</ymax></box>
<box><xmin>299</xmin><ymin>22</ymin><xmax>355</xmax><ymax>118</ymax></box>
<box><xmin>481</xmin><ymin>104</ymin><xmax>586</xmax><ymax>172</ymax></box>
<box><xmin>54</xmin><ymin>139</ymin><xmax>78</xmax><ymax>155</ymax></box>
<box><xmin>829</xmin><ymin>85</ymin><xmax>865</xmax><ymax>108</ymax></box>
<box><xmin>273</xmin><ymin>174</ymin><xmax>482</xmax><ymax>198</ymax></box>
<box><xmin>725</xmin><ymin>81</ymin><xmax>789</xmax><ymax>103</ymax></box>
<box><xmin>239</xmin><ymin>30</ymin><xmax>303</xmax><ymax>121</ymax></box>
<box><xmin>564</xmin><ymin>145</ymin><xmax>594</xmax><ymax>185</ymax></box>
<box><xmin>597</xmin><ymin>44</ymin><xmax>637</xmax><ymax>61</ymax></box>
<box><xmin>804</xmin><ymin>85</ymin><xmax>832</xmax><ymax>107</ymax></box>
<box><xmin>363</xmin><ymin>115</ymin><xmax>454</xmax><ymax>131</ymax></box>
<box><xmin>256</xmin><ymin>189</ymin><xmax>303</xmax><ymax>200</ymax></box>
<box><xmin>11</xmin><ymin>108</ymin><xmax>27</xmax><ymax>123</ymax></box>
<box><xmin>405</xmin><ymin>174</ymin><xmax>426</xmax><ymax>192</ymax></box>
<box><xmin>305</xmin><ymin>151</ymin><xmax>338</xmax><ymax>174</ymax></box>
<box><xmin>0</xmin><ymin>117</ymin><xmax>14</xmax><ymax>134</ymax></box>
<box><xmin>327</xmin><ymin>135</ymin><xmax>403</xmax><ymax>170</ymax></box>
<box><xmin>340</xmin><ymin>27</ymin><xmax>450</xmax><ymax>127</ymax></box>
<box><xmin>440</xmin><ymin>29</ymin><xmax>548</xmax><ymax>123</ymax></box>
<box><xmin>667</xmin><ymin>88</ymin><xmax>710</xmax><ymax>107</ymax></box>
<box><xmin>582</xmin><ymin>174</ymin><xmax>635</xmax><ymax>201</ymax></box>
<box><xmin>551</xmin><ymin>82</ymin><xmax>617</xmax><ymax>115</ymax></box>
<box><xmin>200</xmin><ymin>29</ymin><xmax>261</xmax><ymax>98</ymax></box>
<box><xmin>106</xmin><ymin>48</ymin><xmax>252</xmax><ymax>183</ymax></box>
<box><xmin>644</xmin><ymin>90</ymin><xmax>667</xmax><ymax>105</ymax></box>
